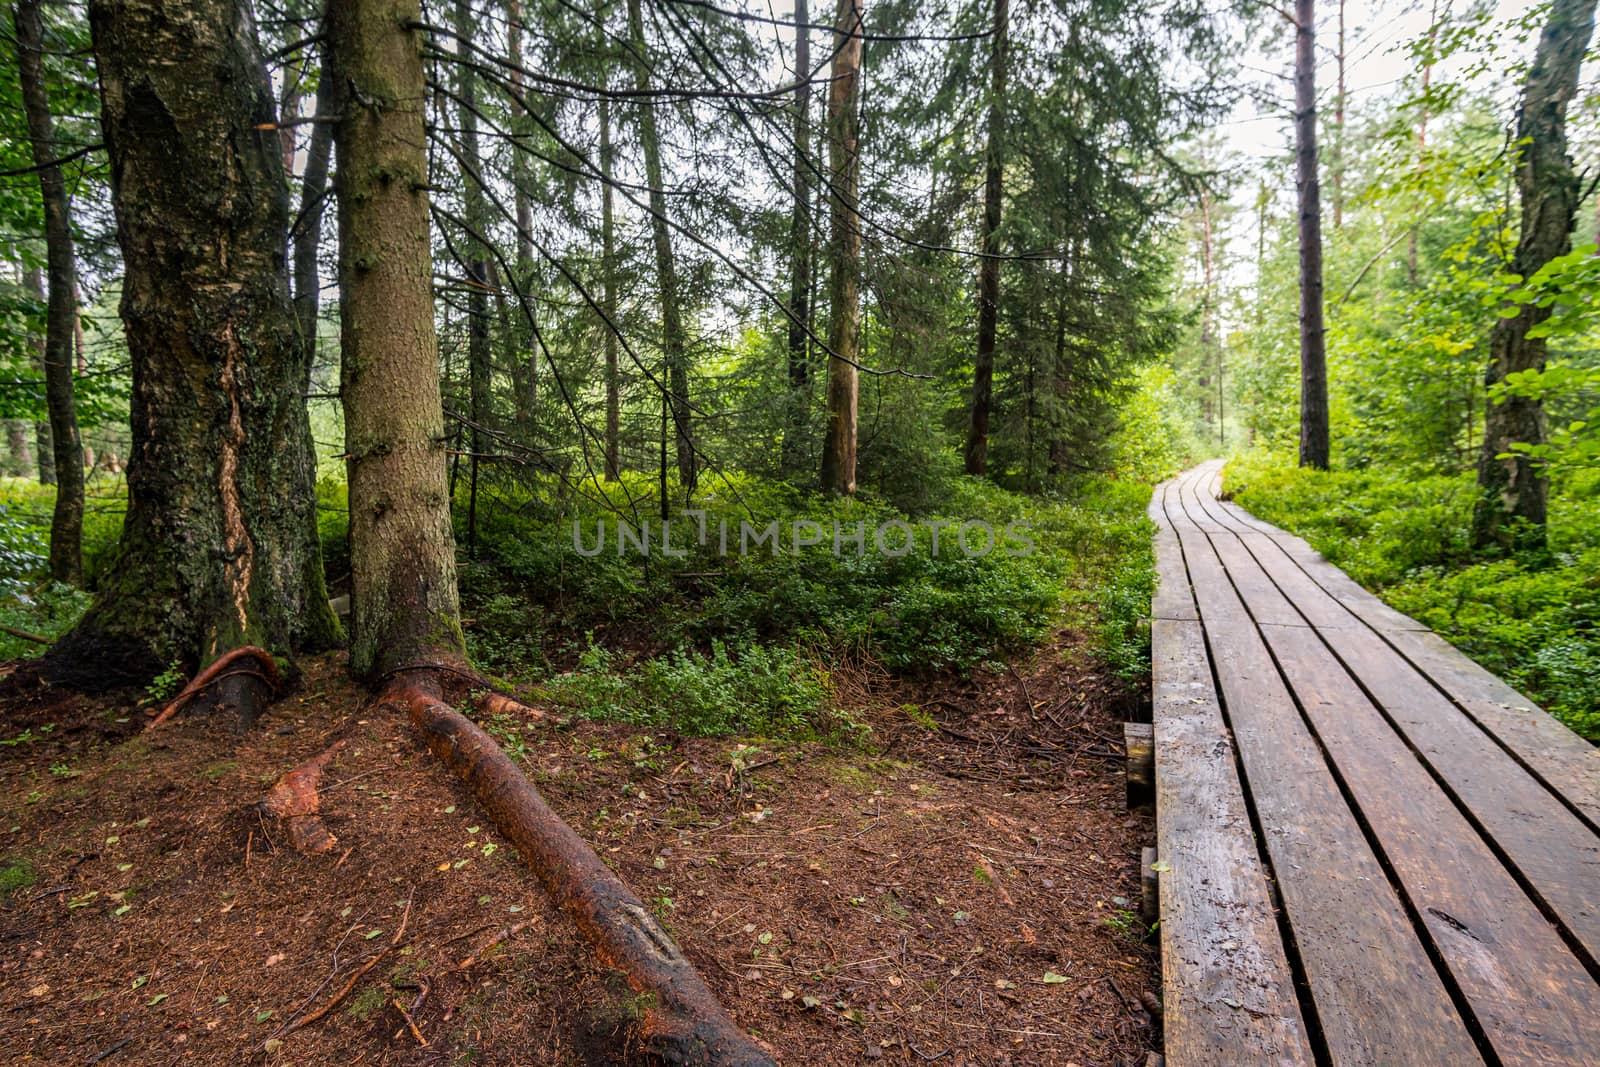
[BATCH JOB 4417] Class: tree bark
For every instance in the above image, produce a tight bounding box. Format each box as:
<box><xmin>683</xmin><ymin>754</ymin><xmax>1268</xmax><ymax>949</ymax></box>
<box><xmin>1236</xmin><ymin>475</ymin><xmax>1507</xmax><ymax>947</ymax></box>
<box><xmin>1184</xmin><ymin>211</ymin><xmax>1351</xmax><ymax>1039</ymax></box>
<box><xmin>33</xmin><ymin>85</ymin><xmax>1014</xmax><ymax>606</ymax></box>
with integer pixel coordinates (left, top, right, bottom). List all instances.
<box><xmin>23</xmin><ymin>266</ymin><xmax>55</xmax><ymax>486</ymax></box>
<box><xmin>1295</xmin><ymin>0</ymin><xmax>1330</xmax><ymax>470</ymax></box>
<box><xmin>1331</xmin><ymin>0</ymin><xmax>1345</xmax><ymax>231</ymax></box>
<box><xmin>454</xmin><ymin>0</ymin><xmax>492</xmax><ymax>559</ymax></box>
<box><xmin>626</xmin><ymin>0</ymin><xmax>695</xmax><ymax>499</ymax></box>
<box><xmin>601</xmin><ymin>89</ymin><xmax>621</xmax><ymax>481</ymax></box>
<box><xmin>1408</xmin><ymin>0</ymin><xmax>1439</xmax><ymax>285</ymax></box>
<box><xmin>51</xmin><ymin>0</ymin><xmax>337</xmax><ymax>691</ymax></box>
<box><xmin>292</xmin><ymin>44</ymin><xmax>333</xmax><ymax>370</ymax></box>
<box><xmin>4</xmin><ymin>421</ymin><xmax>30</xmax><ymax>476</ymax></box>
<box><xmin>328</xmin><ymin>0</ymin><xmax>466</xmax><ymax>680</ymax></box>
<box><xmin>1472</xmin><ymin>0</ymin><xmax>1597</xmax><ymax>553</ymax></box>
<box><xmin>819</xmin><ymin>0</ymin><xmax>863</xmax><ymax>496</ymax></box>
<box><xmin>14</xmin><ymin>0</ymin><xmax>85</xmax><ymax>585</ymax></box>
<box><xmin>506</xmin><ymin>0</ymin><xmax>537</xmax><ymax>436</ymax></box>
<box><xmin>963</xmin><ymin>0</ymin><xmax>1008</xmax><ymax>477</ymax></box>
<box><xmin>782</xmin><ymin>0</ymin><xmax>812</xmax><ymax>474</ymax></box>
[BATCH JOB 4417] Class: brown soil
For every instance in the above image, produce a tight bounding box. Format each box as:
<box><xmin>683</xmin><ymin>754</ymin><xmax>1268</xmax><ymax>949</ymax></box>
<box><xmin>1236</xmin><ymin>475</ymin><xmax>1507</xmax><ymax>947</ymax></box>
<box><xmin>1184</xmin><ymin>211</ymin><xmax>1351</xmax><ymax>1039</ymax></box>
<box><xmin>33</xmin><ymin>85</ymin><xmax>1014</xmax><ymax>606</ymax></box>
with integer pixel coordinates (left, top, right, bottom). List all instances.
<box><xmin>0</xmin><ymin>640</ymin><xmax>1158</xmax><ymax>1066</ymax></box>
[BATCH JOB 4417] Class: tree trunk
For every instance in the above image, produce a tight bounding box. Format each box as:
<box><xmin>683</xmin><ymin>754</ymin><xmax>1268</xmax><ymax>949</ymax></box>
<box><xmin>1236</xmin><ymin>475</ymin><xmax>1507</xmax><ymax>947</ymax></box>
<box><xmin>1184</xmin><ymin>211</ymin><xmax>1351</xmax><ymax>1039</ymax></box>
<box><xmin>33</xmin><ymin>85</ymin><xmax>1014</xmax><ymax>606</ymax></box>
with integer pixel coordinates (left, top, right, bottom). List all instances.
<box><xmin>51</xmin><ymin>0</ymin><xmax>338</xmax><ymax>692</ymax></box>
<box><xmin>14</xmin><ymin>0</ymin><xmax>85</xmax><ymax>585</ymax></box>
<box><xmin>4</xmin><ymin>421</ymin><xmax>30</xmax><ymax>476</ymax></box>
<box><xmin>1472</xmin><ymin>0</ymin><xmax>1597</xmax><ymax>553</ymax></box>
<box><xmin>292</xmin><ymin>44</ymin><xmax>333</xmax><ymax>369</ymax></box>
<box><xmin>626</xmin><ymin>0</ymin><xmax>695</xmax><ymax>499</ymax></box>
<box><xmin>1331</xmin><ymin>0</ymin><xmax>1345</xmax><ymax>231</ymax></box>
<box><xmin>454</xmin><ymin>0</ymin><xmax>492</xmax><ymax>559</ymax></box>
<box><xmin>963</xmin><ymin>0</ymin><xmax>1008</xmax><ymax>477</ymax></box>
<box><xmin>328</xmin><ymin>0</ymin><xmax>466</xmax><ymax>680</ymax></box>
<box><xmin>601</xmin><ymin>89</ymin><xmax>621</xmax><ymax>481</ymax></box>
<box><xmin>782</xmin><ymin>0</ymin><xmax>812</xmax><ymax>474</ymax></box>
<box><xmin>506</xmin><ymin>0</ymin><xmax>537</xmax><ymax>435</ymax></box>
<box><xmin>819</xmin><ymin>0</ymin><xmax>863</xmax><ymax>496</ymax></box>
<box><xmin>1199</xmin><ymin>186</ymin><xmax>1221</xmax><ymax>447</ymax></box>
<box><xmin>23</xmin><ymin>266</ymin><xmax>55</xmax><ymax>486</ymax></box>
<box><xmin>1295</xmin><ymin>0</ymin><xmax>1330</xmax><ymax>470</ymax></box>
<box><xmin>1408</xmin><ymin>0</ymin><xmax>1439</xmax><ymax>285</ymax></box>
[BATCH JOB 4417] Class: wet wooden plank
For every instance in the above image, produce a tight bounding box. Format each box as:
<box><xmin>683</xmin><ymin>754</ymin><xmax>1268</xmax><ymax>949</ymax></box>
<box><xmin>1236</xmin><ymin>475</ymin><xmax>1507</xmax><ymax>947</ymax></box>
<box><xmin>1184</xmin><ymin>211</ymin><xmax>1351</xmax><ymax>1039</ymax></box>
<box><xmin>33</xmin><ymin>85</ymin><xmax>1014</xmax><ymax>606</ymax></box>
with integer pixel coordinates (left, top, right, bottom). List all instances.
<box><xmin>1318</xmin><ymin>623</ymin><xmax>1600</xmax><ymax>965</ymax></box>
<box><xmin>1202</xmin><ymin>468</ymin><xmax>1600</xmax><ymax>829</ymax></box>
<box><xmin>1151</xmin><ymin>481</ymin><xmax>1199</xmax><ymax>621</ymax></box>
<box><xmin>1151</xmin><ymin>618</ymin><xmax>1312</xmax><ymax>1067</ymax></box>
<box><xmin>1256</xmin><ymin>621</ymin><xmax>1600</xmax><ymax>1066</ymax></box>
<box><xmin>1165</xmin><ymin>493</ymin><xmax>1483</xmax><ymax>1067</ymax></box>
<box><xmin>1383</xmin><ymin>628</ymin><xmax>1600</xmax><ymax>829</ymax></box>
<box><xmin>1197</xmin><ymin>494</ymin><xmax>1600</xmax><ymax>960</ymax></box>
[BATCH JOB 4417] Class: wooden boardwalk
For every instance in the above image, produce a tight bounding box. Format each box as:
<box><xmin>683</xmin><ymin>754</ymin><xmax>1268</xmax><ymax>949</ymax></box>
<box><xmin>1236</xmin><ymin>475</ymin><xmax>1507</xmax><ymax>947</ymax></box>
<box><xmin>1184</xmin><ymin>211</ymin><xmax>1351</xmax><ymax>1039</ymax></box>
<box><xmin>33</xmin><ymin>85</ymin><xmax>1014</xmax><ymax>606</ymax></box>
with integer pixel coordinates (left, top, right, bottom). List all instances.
<box><xmin>1148</xmin><ymin>461</ymin><xmax>1600</xmax><ymax>1067</ymax></box>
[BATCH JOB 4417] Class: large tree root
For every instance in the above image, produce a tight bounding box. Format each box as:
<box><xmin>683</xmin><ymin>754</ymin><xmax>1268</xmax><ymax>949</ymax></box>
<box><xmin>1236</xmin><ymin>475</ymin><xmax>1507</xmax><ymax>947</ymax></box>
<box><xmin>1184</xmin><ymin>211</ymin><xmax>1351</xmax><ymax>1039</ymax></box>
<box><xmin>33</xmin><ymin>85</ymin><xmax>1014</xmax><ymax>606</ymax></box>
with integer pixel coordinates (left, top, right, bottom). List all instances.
<box><xmin>383</xmin><ymin>680</ymin><xmax>775</xmax><ymax>1067</ymax></box>
<box><xmin>257</xmin><ymin>739</ymin><xmax>348</xmax><ymax>854</ymax></box>
<box><xmin>146</xmin><ymin>645</ymin><xmax>282</xmax><ymax>731</ymax></box>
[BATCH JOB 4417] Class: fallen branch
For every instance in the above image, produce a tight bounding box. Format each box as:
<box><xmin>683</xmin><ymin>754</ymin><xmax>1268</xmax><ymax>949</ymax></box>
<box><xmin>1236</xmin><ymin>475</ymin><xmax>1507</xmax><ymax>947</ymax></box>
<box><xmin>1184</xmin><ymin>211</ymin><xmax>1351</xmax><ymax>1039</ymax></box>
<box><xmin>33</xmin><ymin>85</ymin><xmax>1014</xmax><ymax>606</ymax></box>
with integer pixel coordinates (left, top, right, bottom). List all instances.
<box><xmin>0</xmin><ymin>622</ymin><xmax>51</xmax><ymax>645</ymax></box>
<box><xmin>386</xmin><ymin>681</ymin><xmax>774</xmax><ymax>1066</ymax></box>
<box><xmin>257</xmin><ymin>739</ymin><xmax>348</xmax><ymax>854</ymax></box>
<box><xmin>454</xmin><ymin>917</ymin><xmax>537</xmax><ymax>970</ymax></box>
<box><xmin>145</xmin><ymin>645</ymin><xmax>282</xmax><ymax>731</ymax></box>
<box><xmin>274</xmin><ymin>894</ymin><xmax>412</xmax><ymax>1042</ymax></box>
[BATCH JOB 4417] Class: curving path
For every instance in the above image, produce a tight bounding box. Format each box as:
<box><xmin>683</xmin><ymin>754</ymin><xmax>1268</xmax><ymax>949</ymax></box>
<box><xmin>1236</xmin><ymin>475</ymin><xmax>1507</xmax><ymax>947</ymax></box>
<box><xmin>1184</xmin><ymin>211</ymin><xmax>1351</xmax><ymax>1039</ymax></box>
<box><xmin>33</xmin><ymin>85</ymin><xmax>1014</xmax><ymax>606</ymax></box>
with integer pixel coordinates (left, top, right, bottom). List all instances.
<box><xmin>1148</xmin><ymin>461</ymin><xmax>1600</xmax><ymax>1067</ymax></box>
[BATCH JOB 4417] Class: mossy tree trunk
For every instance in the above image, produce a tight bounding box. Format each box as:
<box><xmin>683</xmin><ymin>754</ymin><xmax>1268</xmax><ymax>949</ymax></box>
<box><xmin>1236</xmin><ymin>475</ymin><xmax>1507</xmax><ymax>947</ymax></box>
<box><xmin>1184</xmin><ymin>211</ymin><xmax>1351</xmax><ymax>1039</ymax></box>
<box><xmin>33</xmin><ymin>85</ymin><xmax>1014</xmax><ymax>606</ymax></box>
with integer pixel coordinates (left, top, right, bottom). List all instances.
<box><xmin>14</xmin><ymin>0</ymin><xmax>85</xmax><ymax>585</ymax></box>
<box><xmin>328</xmin><ymin>0</ymin><xmax>467</xmax><ymax>681</ymax></box>
<box><xmin>51</xmin><ymin>0</ymin><xmax>338</xmax><ymax>689</ymax></box>
<box><xmin>819</xmin><ymin>0</ymin><xmax>863</xmax><ymax>496</ymax></box>
<box><xmin>1471</xmin><ymin>0</ymin><xmax>1597</xmax><ymax>553</ymax></box>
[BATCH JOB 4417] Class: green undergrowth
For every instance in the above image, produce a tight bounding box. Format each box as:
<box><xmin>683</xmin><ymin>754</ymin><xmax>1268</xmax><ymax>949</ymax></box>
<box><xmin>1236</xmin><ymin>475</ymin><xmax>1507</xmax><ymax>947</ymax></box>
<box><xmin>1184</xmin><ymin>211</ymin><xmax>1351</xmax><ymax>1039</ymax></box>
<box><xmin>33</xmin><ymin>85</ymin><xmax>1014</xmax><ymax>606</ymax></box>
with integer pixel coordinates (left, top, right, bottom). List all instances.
<box><xmin>1226</xmin><ymin>452</ymin><xmax>1600</xmax><ymax>741</ymax></box>
<box><xmin>454</xmin><ymin>469</ymin><xmax>1156</xmax><ymax>737</ymax></box>
<box><xmin>0</xmin><ymin>468</ymin><xmax>1158</xmax><ymax>739</ymax></box>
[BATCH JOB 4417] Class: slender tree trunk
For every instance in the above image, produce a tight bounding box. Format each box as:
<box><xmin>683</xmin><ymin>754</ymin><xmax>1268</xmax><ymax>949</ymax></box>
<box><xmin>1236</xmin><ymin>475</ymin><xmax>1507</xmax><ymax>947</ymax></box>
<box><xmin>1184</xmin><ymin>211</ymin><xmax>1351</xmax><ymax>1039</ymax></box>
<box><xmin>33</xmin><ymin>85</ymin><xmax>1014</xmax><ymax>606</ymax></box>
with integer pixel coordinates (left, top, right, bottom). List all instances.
<box><xmin>292</xmin><ymin>47</ymin><xmax>333</xmax><ymax>368</ymax></box>
<box><xmin>14</xmin><ymin>0</ymin><xmax>84</xmax><ymax>585</ymax></box>
<box><xmin>1472</xmin><ymin>0</ymin><xmax>1597</xmax><ymax>553</ymax></box>
<box><xmin>1332</xmin><ymin>0</ymin><xmax>1345</xmax><ymax>230</ymax></box>
<box><xmin>1295</xmin><ymin>0</ymin><xmax>1330</xmax><ymax>470</ymax></box>
<box><xmin>601</xmin><ymin>90</ymin><xmax>621</xmax><ymax>481</ymax></box>
<box><xmin>4</xmin><ymin>422</ymin><xmax>30</xmax><ymax>476</ymax></box>
<box><xmin>507</xmin><ymin>0</ymin><xmax>537</xmax><ymax>434</ymax></box>
<box><xmin>963</xmin><ymin>0</ymin><xmax>1008</xmax><ymax>477</ymax></box>
<box><xmin>1408</xmin><ymin>0</ymin><xmax>1440</xmax><ymax>285</ymax></box>
<box><xmin>23</xmin><ymin>266</ymin><xmax>55</xmax><ymax>486</ymax></box>
<box><xmin>54</xmin><ymin>0</ymin><xmax>337</xmax><ymax>691</ymax></box>
<box><xmin>626</xmin><ymin>0</ymin><xmax>694</xmax><ymax>498</ymax></box>
<box><xmin>454</xmin><ymin>0</ymin><xmax>492</xmax><ymax>559</ymax></box>
<box><xmin>1199</xmin><ymin>187</ymin><xmax>1220</xmax><ymax>443</ymax></box>
<box><xmin>819</xmin><ymin>0</ymin><xmax>863</xmax><ymax>496</ymax></box>
<box><xmin>328</xmin><ymin>0</ymin><xmax>465</xmax><ymax>679</ymax></box>
<box><xmin>782</xmin><ymin>0</ymin><xmax>813</xmax><ymax>473</ymax></box>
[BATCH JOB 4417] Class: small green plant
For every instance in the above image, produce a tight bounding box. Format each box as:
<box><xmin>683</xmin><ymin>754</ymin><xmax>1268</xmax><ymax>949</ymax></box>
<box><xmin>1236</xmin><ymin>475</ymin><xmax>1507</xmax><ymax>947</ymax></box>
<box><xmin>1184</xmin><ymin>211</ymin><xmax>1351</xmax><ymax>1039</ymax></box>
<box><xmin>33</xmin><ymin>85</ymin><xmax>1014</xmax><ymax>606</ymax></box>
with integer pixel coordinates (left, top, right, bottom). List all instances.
<box><xmin>0</xmin><ymin>723</ymin><xmax>54</xmax><ymax>747</ymax></box>
<box><xmin>0</xmin><ymin>858</ymin><xmax>37</xmax><ymax>899</ymax></box>
<box><xmin>145</xmin><ymin>659</ymin><xmax>187</xmax><ymax>704</ymax></box>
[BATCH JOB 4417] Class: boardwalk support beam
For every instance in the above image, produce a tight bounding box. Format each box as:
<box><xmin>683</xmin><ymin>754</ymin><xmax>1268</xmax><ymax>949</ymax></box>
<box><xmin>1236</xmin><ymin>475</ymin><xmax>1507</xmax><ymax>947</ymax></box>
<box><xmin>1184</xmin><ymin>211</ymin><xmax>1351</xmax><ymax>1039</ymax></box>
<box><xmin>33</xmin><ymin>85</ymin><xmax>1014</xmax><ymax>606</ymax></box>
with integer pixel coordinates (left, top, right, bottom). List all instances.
<box><xmin>1124</xmin><ymin>721</ymin><xmax>1154</xmax><ymax>808</ymax></box>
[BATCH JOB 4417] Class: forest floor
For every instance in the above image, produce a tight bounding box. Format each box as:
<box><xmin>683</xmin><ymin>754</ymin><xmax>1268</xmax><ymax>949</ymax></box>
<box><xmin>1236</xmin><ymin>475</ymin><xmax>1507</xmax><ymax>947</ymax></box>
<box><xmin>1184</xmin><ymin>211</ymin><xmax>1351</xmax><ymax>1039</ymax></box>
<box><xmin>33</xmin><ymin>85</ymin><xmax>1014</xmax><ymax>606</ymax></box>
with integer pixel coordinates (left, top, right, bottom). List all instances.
<box><xmin>0</xmin><ymin>639</ymin><xmax>1158</xmax><ymax>1067</ymax></box>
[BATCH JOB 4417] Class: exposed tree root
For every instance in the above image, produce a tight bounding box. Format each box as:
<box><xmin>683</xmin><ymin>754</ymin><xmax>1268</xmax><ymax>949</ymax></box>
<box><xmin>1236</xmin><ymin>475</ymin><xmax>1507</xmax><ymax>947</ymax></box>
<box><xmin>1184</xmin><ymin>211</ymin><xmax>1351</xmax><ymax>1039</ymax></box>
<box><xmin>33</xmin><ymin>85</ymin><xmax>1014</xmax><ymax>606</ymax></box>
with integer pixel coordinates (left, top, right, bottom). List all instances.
<box><xmin>384</xmin><ymin>679</ymin><xmax>775</xmax><ymax>1067</ymax></box>
<box><xmin>145</xmin><ymin>645</ymin><xmax>282</xmax><ymax>731</ymax></box>
<box><xmin>257</xmin><ymin>739</ymin><xmax>348</xmax><ymax>854</ymax></box>
<box><xmin>475</xmin><ymin>689</ymin><xmax>547</xmax><ymax>721</ymax></box>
